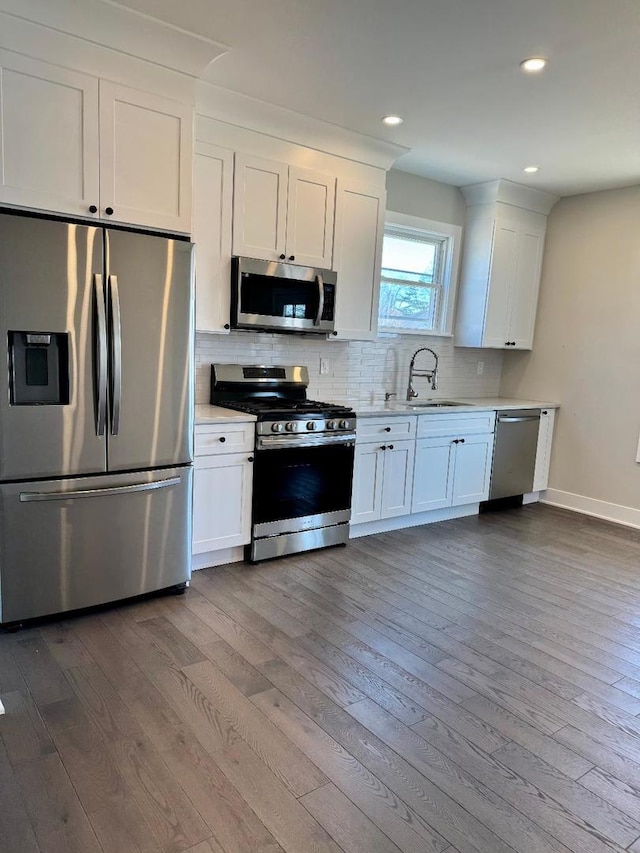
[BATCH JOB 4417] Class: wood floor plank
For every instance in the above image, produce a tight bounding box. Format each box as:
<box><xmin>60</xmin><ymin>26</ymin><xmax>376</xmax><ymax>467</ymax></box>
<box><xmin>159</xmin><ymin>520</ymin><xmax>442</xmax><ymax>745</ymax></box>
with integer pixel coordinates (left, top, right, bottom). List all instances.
<box><xmin>0</xmin><ymin>689</ymin><xmax>56</xmax><ymax>765</ymax></box>
<box><xmin>251</xmin><ymin>684</ymin><xmax>452</xmax><ymax>853</ymax></box>
<box><xmin>580</xmin><ymin>767</ymin><xmax>640</xmax><ymax>822</ymax></box>
<box><xmin>15</xmin><ymin>752</ymin><xmax>103</xmax><ymax>853</ymax></box>
<box><xmin>201</xmin><ymin>638</ymin><xmax>274</xmax><ymax>697</ymax></box>
<box><xmin>300</xmin><ymin>782</ymin><xmax>404</xmax><ymax>853</ymax></box>
<box><xmin>462</xmin><ymin>694</ymin><xmax>593</xmax><ymax>779</ymax></box>
<box><xmin>0</xmin><ymin>739</ymin><xmax>40</xmax><ymax>853</ymax></box>
<box><xmin>554</xmin><ymin>725</ymin><xmax>640</xmax><ymax>789</ymax></box>
<box><xmin>211</xmin><ymin>739</ymin><xmax>344</xmax><ymax>853</ymax></box>
<box><xmin>183</xmin><ymin>658</ymin><xmax>328</xmax><ymax>797</ymax></box>
<box><xmin>10</xmin><ymin>631</ymin><xmax>75</xmax><ymax>708</ymax></box>
<box><xmin>491</xmin><ymin>740</ymin><xmax>640</xmax><ymax>846</ymax></box>
<box><xmin>158</xmin><ymin>725</ymin><xmax>285</xmax><ymax>853</ymax></box>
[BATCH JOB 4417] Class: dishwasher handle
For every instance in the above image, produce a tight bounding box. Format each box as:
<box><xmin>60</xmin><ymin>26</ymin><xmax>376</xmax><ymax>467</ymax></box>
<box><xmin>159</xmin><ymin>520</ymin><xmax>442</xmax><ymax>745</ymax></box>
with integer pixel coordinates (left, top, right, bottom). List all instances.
<box><xmin>497</xmin><ymin>414</ymin><xmax>541</xmax><ymax>423</ymax></box>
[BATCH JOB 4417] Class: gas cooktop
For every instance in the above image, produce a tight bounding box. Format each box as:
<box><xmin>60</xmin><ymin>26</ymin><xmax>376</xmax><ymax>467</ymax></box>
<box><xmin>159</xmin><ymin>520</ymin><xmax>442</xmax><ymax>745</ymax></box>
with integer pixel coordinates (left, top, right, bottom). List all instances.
<box><xmin>218</xmin><ymin>397</ymin><xmax>353</xmax><ymax>420</ymax></box>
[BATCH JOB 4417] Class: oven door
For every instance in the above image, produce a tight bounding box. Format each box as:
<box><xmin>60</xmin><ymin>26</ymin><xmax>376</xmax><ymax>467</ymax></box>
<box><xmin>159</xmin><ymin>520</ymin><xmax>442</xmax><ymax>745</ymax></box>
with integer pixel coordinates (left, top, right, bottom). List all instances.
<box><xmin>252</xmin><ymin>440</ymin><xmax>355</xmax><ymax>537</ymax></box>
<box><xmin>232</xmin><ymin>257</ymin><xmax>336</xmax><ymax>334</ymax></box>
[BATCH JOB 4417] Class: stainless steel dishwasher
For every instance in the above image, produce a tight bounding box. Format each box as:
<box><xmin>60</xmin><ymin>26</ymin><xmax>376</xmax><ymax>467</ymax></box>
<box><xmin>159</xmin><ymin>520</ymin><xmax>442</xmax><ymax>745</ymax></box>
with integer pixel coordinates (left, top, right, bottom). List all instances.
<box><xmin>489</xmin><ymin>409</ymin><xmax>541</xmax><ymax>499</ymax></box>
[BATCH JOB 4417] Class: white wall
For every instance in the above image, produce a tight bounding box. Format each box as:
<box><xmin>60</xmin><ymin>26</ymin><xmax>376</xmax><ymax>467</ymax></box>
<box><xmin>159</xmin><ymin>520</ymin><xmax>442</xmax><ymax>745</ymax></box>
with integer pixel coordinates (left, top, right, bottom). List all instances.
<box><xmin>195</xmin><ymin>168</ymin><xmax>503</xmax><ymax>406</ymax></box>
<box><xmin>386</xmin><ymin>169</ymin><xmax>466</xmax><ymax>226</ymax></box>
<box><xmin>500</xmin><ymin>185</ymin><xmax>640</xmax><ymax>513</ymax></box>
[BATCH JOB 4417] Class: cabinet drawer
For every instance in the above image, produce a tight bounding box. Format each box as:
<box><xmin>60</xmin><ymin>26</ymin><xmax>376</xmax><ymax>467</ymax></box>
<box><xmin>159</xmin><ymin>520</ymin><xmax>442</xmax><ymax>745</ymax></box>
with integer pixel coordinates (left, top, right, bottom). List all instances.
<box><xmin>417</xmin><ymin>411</ymin><xmax>496</xmax><ymax>439</ymax></box>
<box><xmin>356</xmin><ymin>416</ymin><xmax>417</xmax><ymax>444</ymax></box>
<box><xmin>195</xmin><ymin>422</ymin><xmax>255</xmax><ymax>456</ymax></box>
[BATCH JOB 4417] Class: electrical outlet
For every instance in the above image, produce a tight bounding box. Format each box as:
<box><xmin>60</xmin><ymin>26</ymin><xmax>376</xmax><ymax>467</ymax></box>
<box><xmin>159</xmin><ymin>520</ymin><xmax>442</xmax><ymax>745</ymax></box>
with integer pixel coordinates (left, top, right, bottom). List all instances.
<box><xmin>319</xmin><ymin>357</ymin><xmax>330</xmax><ymax>376</ymax></box>
<box><xmin>477</xmin><ymin>361</ymin><xmax>484</xmax><ymax>375</ymax></box>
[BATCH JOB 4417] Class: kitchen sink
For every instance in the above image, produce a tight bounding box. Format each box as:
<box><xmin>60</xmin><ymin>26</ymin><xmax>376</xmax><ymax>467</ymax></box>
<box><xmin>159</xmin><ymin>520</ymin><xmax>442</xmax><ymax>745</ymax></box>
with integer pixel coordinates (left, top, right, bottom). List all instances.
<box><xmin>404</xmin><ymin>400</ymin><xmax>467</xmax><ymax>408</ymax></box>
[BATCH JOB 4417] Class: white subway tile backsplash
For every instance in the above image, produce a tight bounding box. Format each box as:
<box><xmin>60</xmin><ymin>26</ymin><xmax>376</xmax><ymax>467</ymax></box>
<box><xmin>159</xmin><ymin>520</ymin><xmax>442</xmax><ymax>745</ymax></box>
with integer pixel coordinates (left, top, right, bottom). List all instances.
<box><xmin>195</xmin><ymin>332</ymin><xmax>503</xmax><ymax>405</ymax></box>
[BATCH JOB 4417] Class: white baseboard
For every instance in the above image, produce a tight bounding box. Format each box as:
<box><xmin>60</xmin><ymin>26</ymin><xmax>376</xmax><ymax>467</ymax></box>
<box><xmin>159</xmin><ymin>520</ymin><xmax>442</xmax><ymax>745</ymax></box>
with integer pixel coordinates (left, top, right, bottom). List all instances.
<box><xmin>542</xmin><ymin>488</ymin><xmax>640</xmax><ymax>530</ymax></box>
<box><xmin>349</xmin><ymin>503</ymin><xmax>479</xmax><ymax>539</ymax></box>
<box><xmin>192</xmin><ymin>546</ymin><xmax>245</xmax><ymax>571</ymax></box>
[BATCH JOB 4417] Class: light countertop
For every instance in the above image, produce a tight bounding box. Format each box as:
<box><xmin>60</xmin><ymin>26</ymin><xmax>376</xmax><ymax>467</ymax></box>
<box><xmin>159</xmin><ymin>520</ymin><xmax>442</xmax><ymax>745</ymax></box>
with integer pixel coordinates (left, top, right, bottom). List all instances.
<box><xmin>352</xmin><ymin>397</ymin><xmax>560</xmax><ymax>417</ymax></box>
<box><xmin>195</xmin><ymin>404</ymin><xmax>257</xmax><ymax>424</ymax></box>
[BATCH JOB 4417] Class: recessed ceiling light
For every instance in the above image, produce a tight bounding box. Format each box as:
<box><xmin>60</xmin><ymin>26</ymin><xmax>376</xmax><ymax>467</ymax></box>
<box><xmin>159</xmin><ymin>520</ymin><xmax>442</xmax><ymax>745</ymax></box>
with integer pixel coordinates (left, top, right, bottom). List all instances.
<box><xmin>523</xmin><ymin>165</ymin><xmax>540</xmax><ymax>173</ymax></box>
<box><xmin>382</xmin><ymin>115</ymin><xmax>403</xmax><ymax>126</ymax></box>
<box><xmin>520</xmin><ymin>57</ymin><xmax>548</xmax><ymax>73</ymax></box>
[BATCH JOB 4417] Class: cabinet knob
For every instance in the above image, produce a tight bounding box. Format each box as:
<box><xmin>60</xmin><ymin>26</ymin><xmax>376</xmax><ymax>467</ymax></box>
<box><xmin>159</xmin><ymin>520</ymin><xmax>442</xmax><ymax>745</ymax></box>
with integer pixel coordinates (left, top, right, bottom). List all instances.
<box><xmin>219</xmin><ymin>436</ymin><xmax>226</xmax><ymax>443</ymax></box>
<box><xmin>380</xmin><ymin>445</ymin><xmax>387</xmax><ymax>451</ymax></box>
<box><xmin>542</xmin><ymin>410</ymin><xmax>548</xmax><ymax>415</ymax></box>
<box><xmin>388</xmin><ymin>444</ymin><xmax>394</xmax><ymax>450</ymax></box>
<box><xmin>279</xmin><ymin>254</ymin><xmax>286</xmax><ymax>260</ymax></box>
<box><xmin>223</xmin><ymin>323</ymin><xmax>230</xmax><ymax>330</ymax></box>
<box><xmin>332</xmin><ymin>331</ymin><xmax>338</xmax><ymax>336</ymax></box>
<box><xmin>384</xmin><ymin>427</ymin><xmax>391</xmax><ymax>433</ymax></box>
<box><xmin>452</xmin><ymin>439</ymin><xmax>459</xmax><ymax>444</ymax></box>
<box><xmin>105</xmin><ymin>207</ymin><xmax>114</xmax><ymax>216</ymax></box>
<box><xmin>89</xmin><ymin>204</ymin><xmax>98</xmax><ymax>214</ymax></box>
<box><xmin>248</xmin><ymin>456</ymin><xmax>254</xmax><ymax>462</ymax></box>
<box><xmin>459</xmin><ymin>438</ymin><xmax>465</xmax><ymax>443</ymax></box>
<box><xmin>289</xmin><ymin>255</ymin><xmax>295</xmax><ymax>261</ymax></box>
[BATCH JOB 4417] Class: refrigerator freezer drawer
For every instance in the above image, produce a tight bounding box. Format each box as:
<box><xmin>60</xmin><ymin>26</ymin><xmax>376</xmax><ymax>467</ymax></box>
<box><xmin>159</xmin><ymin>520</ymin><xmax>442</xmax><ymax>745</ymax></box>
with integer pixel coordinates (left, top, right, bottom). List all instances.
<box><xmin>0</xmin><ymin>466</ymin><xmax>192</xmax><ymax>624</ymax></box>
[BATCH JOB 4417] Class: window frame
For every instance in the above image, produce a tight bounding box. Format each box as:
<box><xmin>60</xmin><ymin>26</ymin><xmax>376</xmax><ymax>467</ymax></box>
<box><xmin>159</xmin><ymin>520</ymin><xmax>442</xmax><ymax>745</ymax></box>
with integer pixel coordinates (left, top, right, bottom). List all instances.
<box><xmin>377</xmin><ymin>211</ymin><xmax>462</xmax><ymax>337</ymax></box>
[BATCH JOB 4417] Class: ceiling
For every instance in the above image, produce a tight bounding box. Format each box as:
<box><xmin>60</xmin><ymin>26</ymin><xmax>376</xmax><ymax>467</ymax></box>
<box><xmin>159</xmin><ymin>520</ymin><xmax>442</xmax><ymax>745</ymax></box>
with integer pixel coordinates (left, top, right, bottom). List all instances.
<box><xmin>115</xmin><ymin>0</ymin><xmax>640</xmax><ymax>196</ymax></box>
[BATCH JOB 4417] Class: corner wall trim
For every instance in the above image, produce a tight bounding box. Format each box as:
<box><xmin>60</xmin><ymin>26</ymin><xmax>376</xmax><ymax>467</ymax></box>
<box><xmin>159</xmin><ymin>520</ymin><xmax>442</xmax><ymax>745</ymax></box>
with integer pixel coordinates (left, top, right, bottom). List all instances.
<box><xmin>541</xmin><ymin>488</ymin><xmax>640</xmax><ymax>530</ymax></box>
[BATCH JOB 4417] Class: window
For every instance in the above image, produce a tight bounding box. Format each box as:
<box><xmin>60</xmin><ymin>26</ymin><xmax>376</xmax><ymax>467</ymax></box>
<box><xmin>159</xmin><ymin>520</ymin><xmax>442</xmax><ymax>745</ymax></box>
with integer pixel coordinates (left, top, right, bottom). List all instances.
<box><xmin>378</xmin><ymin>212</ymin><xmax>462</xmax><ymax>336</ymax></box>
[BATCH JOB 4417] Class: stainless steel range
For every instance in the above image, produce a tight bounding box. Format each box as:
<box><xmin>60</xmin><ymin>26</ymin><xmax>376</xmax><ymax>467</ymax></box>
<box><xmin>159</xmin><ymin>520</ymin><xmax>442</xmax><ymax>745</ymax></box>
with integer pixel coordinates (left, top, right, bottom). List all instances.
<box><xmin>210</xmin><ymin>364</ymin><xmax>356</xmax><ymax>562</ymax></box>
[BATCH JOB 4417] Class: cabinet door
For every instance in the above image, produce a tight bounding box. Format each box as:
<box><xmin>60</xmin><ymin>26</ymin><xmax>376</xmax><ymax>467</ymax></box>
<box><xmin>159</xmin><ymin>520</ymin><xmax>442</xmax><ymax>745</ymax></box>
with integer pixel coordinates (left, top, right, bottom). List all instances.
<box><xmin>508</xmin><ymin>214</ymin><xmax>546</xmax><ymax>349</ymax></box>
<box><xmin>381</xmin><ymin>440</ymin><xmax>415</xmax><ymax>519</ymax></box>
<box><xmin>332</xmin><ymin>179</ymin><xmax>385</xmax><ymax>340</ymax></box>
<box><xmin>285</xmin><ymin>167</ymin><xmax>335</xmax><ymax>267</ymax></box>
<box><xmin>483</xmin><ymin>217</ymin><xmax>517</xmax><ymax>348</ymax></box>
<box><xmin>451</xmin><ymin>434</ymin><xmax>494</xmax><ymax>506</ymax></box>
<box><xmin>351</xmin><ymin>443</ymin><xmax>384</xmax><ymax>523</ymax></box>
<box><xmin>0</xmin><ymin>51</ymin><xmax>99</xmax><ymax>217</ymax></box>
<box><xmin>99</xmin><ymin>81</ymin><xmax>193</xmax><ymax>233</ymax></box>
<box><xmin>412</xmin><ymin>437</ymin><xmax>455</xmax><ymax>512</ymax></box>
<box><xmin>233</xmin><ymin>154</ymin><xmax>288</xmax><ymax>261</ymax></box>
<box><xmin>193</xmin><ymin>453</ymin><xmax>253</xmax><ymax>553</ymax></box>
<box><xmin>533</xmin><ymin>408</ymin><xmax>555</xmax><ymax>492</ymax></box>
<box><xmin>193</xmin><ymin>143</ymin><xmax>234</xmax><ymax>333</ymax></box>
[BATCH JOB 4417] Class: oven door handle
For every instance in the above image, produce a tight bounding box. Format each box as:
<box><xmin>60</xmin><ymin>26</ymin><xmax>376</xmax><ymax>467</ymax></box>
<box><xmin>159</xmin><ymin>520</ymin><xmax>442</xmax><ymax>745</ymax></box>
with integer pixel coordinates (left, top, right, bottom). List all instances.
<box><xmin>314</xmin><ymin>274</ymin><xmax>324</xmax><ymax>327</ymax></box>
<box><xmin>257</xmin><ymin>434</ymin><xmax>355</xmax><ymax>450</ymax></box>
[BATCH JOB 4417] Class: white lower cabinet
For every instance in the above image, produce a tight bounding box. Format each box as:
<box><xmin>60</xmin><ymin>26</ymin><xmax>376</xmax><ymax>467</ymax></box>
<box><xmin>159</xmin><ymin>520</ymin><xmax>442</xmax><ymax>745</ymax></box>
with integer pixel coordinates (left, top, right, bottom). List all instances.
<box><xmin>352</xmin><ymin>440</ymin><xmax>415</xmax><ymax>524</ymax></box>
<box><xmin>193</xmin><ymin>422</ymin><xmax>254</xmax><ymax>557</ymax></box>
<box><xmin>412</xmin><ymin>432</ymin><xmax>493</xmax><ymax>513</ymax></box>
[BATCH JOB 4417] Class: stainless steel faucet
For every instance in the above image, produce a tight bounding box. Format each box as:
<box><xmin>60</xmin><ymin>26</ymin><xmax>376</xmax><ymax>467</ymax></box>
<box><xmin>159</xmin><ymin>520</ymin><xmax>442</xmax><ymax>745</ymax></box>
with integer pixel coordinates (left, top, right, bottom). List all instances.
<box><xmin>406</xmin><ymin>347</ymin><xmax>439</xmax><ymax>400</ymax></box>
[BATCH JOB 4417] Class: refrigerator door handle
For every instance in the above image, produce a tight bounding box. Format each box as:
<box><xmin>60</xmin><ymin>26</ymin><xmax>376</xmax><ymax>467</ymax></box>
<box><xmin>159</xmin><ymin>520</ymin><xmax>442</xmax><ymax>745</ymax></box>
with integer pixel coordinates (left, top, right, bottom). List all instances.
<box><xmin>19</xmin><ymin>476</ymin><xmax>181</xmax><ymax>503</ymax></box>
<box><xmin>93</xmin><ymin>273</ymin><xmax>108</xmax><ymax>436</ymax></box>
<box><xmin>107</xmin><ymin>273</ymin><xmax>123</xmax><ymax>436</ymax></box>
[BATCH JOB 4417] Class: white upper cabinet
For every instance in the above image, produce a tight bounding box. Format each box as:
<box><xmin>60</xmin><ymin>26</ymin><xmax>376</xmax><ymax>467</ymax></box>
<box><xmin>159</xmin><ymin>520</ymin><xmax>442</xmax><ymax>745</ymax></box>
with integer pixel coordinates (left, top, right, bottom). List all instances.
<box><xmin>0</xmin><ymin>52</ymin><xmax>100</xmax><ymax>217</ymax></box>
<box><xmin>193</xmin><ymin>142</ymin><xmax>234</xmax><ymax>334</ymax></box>
<box><xmin>0</xmin><ymin>53</ymin><xmax>193</xmax><ymax>232</ymax></box>
<box><xmin>233</xmin><ymin>154</ymin><xmax>288</xmax><ymax>261</ymax></box>
<box><xmin>99</xmin><ymin>81</ymin><xmax>193</xmax><ymax>233</ymax></box>
<box><xmin>455</xmin><ymin>179</ymin><xmax>557</xmax><ymax>351</ymax></box>
<box><xmin>285</xmin><ymin>167</ymin><xmax>335</xmax><ymax>267</ymax></box>
<box><xmin>332</xmin><ymin>179</ymin><xmax>385</xmax><ymax>340</ymax></box>
<box><xmin>233</xmin><ymin>155</ymin><xmax>335</xmax><ymax>267</ymax></box>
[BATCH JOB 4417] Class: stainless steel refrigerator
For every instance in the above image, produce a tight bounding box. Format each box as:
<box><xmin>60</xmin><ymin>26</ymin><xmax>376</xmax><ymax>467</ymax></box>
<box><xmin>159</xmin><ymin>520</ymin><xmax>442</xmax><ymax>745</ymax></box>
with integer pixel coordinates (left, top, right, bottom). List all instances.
<box><xmin>0</xmin><ymin>212</ymin><xmax>194</xmax><ymax>625</ymax></box>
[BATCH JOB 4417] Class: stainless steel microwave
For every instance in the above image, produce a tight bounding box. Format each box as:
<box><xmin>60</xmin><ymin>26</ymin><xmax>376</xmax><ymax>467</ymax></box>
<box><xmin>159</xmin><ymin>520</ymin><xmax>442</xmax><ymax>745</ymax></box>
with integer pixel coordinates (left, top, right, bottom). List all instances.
<box><xmin>230</xmin><ymin>256</ymin><xmax>337</xmax><ymax>335</ymax></box>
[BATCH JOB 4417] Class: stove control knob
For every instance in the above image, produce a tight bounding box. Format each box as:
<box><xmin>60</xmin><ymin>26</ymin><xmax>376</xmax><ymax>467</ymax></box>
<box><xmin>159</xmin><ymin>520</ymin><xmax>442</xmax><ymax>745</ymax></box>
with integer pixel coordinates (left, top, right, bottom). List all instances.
<box><xmin>339</xmin><ymin>419</ymin><xmax>350</xmax><ymax>430</ymax></box>
<box><xmin>327</xmin><ymin>420</ymin><xmax>337</xmax><ymax>430</ymax></box>
<box><xmin>285</xmin><ymin>422</ymin><xmax>297</xmax><ymax>432</ymax></box>
<box><xmin>271</xmin><ymin>423</ymin><xmax>284</xmax><ymax>433</ymax></box>
<box><xmin>306</xmin><ymin>421</ymin><xmax>317</xmax><ymax>431</ymax></box>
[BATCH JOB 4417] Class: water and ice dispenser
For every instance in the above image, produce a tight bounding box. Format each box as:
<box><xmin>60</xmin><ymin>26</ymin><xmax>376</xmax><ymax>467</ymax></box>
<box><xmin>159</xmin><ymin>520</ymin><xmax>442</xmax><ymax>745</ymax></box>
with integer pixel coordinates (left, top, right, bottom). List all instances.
<box><xmin>8</xmin><ymin>331</ymin><xmax>70</xmax><ymax>405</ymax></box>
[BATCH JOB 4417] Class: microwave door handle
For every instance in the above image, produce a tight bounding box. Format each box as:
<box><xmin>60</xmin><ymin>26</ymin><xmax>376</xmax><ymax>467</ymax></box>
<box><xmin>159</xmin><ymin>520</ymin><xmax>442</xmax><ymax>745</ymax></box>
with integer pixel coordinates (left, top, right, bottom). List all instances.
<box><xmin>314</xmin><ymin>273</ymin><xmax>324</xmax><ymax>326</ymax></box>
<box><xmin>93</xmin><ymin>273</ymin><xmax>108</xmax><ymax>436</ymax></box>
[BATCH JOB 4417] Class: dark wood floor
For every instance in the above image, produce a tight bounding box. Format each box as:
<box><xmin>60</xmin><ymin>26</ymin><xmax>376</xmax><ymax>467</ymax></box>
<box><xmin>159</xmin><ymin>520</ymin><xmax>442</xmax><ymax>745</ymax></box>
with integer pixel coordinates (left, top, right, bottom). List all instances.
<box><xmin>4</xmin><ymin>505</ymin><xmax>640</xmax><ymax>852</ymax></box>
